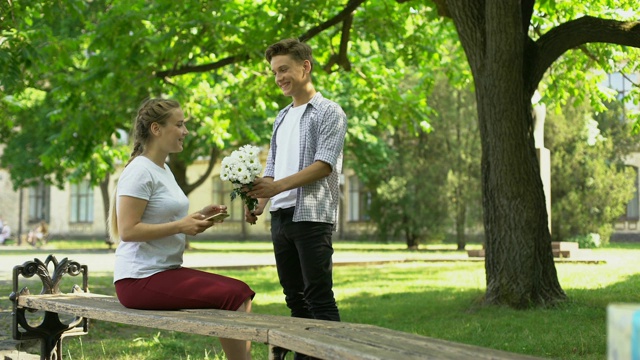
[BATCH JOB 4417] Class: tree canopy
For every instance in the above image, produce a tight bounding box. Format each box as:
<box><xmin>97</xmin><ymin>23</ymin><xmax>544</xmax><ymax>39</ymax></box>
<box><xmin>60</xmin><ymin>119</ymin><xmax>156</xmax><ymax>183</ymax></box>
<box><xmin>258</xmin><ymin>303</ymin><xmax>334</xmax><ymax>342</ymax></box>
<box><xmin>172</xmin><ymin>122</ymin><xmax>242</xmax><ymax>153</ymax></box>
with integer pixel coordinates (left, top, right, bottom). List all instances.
<box><xmin>2</xmin><ymin>0</ymin><xmax>640</xmax><ymax>308</ymax></box>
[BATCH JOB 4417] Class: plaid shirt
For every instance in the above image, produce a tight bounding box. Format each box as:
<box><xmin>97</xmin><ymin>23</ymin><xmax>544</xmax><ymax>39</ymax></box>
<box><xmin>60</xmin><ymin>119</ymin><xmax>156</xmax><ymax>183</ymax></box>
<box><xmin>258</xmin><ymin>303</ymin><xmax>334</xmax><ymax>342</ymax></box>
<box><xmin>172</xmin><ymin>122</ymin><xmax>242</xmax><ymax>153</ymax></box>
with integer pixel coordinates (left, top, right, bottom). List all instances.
<box><xmin>264</xmin><ymin>92</ymin><xmax>347</xmax><ymax>227</ymax></box>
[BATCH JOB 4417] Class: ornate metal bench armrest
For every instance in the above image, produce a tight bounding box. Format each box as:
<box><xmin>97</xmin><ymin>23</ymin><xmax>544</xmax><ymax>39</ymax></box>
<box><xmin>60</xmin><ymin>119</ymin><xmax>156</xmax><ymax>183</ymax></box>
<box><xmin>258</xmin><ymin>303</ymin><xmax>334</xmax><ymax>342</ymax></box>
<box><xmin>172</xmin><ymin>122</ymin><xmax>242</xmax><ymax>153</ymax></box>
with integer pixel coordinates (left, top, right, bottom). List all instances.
<box><xmin>9</xmin><ymin>255</ymin><xmax>90</xmax><ymax>360</ymax></box>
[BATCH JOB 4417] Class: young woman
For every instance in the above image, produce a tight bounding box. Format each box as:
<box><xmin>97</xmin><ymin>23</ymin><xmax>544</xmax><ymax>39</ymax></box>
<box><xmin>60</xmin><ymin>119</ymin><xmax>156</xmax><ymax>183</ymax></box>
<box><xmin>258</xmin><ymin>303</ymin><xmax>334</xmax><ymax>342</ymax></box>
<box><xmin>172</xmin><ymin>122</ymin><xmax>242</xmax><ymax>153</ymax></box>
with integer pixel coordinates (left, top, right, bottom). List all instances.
<box><xmin>109</xmin><ymin>98</ymin><xmax>254</xmax><ymax>360</ymax></box>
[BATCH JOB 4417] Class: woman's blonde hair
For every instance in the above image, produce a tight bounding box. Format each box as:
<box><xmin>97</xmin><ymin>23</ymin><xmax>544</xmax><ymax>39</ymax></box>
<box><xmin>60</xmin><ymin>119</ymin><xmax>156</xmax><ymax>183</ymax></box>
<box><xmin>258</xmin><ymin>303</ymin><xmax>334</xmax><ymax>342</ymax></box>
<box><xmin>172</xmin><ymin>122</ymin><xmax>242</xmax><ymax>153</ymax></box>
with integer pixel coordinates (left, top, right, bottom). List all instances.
<box><xmin>107</xmin><ymin>98</ymin><xmax>181</xmax><ymax>242</ymax></box>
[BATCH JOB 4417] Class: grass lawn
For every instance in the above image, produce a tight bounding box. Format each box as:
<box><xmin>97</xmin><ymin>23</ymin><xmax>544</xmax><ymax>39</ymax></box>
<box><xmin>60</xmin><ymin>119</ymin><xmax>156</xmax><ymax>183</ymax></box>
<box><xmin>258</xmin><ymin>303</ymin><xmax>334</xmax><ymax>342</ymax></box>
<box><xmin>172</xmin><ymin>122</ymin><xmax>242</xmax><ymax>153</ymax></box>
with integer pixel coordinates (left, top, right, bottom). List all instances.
<box><xmin>1</xmin><ymin>240</ymin><xmax>638</xmax><ymax>359</ymax></box>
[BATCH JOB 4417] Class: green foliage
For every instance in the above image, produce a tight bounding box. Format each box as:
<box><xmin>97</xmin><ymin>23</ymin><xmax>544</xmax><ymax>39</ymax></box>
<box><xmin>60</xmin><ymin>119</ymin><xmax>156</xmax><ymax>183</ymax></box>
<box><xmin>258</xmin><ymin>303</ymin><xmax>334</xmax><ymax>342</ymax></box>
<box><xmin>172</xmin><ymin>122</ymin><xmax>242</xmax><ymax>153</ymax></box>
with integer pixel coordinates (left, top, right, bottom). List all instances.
<box><xmin>346</xmin><ymin>14</ymin><xmax>479</xmax><ymax>248</ymax></box>
<box><xmin>318</xmin><ymin>4</ymin><xmax>457</xmax><ymax>184</ymax></box>
<box><xmin>4</xmin><ymin>1</ymin><xmax>636</xmax><ymax>197</ymax></box>
<box><xmin>567</xmin><ymin>233</ymin><xmax>602</xmax><ymax>248</ymax></box>
<box><xmin>366</xmin><ymin>72</ymin><xmax>482</xmax><ymax>249</ymax></box>
<box><xmin>532</xmin><ymin>1</ymin><xmax>640</xmax><ymax>114</ymax></box>
<box><xmin>0</xmin><ymin>0</ymin><xmax>282</xmax><ymax>189</ymax></box>
<box><xmin>429</xmin><ymin>76</ymin><xmax>482</xmax><ymax>248</ymax></box>
<box><xmin>546</xmin><ymin>99</ymin><xmax>636</xmax><ymax>244</ymax></box>
<box><xmin>0</xmin><ymin>0</ymin><xmax>453</xmax><ymax>193</ymax></box>
<box><xmin>371</xmin><ymin>169</ymin><xmax>449</xmax><ymax>247</ymax></box>
<box><xmin>367</xmin><ymin>112</ymin><xmax>448</xmax><ymax>247</ymax></box>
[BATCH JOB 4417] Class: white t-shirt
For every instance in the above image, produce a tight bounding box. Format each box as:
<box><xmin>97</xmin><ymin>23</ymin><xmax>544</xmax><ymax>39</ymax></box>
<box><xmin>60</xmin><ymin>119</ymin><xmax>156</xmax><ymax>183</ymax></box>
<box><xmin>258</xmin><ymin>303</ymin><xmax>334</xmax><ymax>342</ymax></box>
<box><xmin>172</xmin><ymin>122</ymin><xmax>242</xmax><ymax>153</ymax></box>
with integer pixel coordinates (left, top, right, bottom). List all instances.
<box><xmin>271</xmin><ymin>103</ymin><xmax>306</xmax><ymax>210</ymax></box>
<box><xmin>113</xmin><ymin>156</ymin><xmax>189</xmax><ymax>282</ymax></box>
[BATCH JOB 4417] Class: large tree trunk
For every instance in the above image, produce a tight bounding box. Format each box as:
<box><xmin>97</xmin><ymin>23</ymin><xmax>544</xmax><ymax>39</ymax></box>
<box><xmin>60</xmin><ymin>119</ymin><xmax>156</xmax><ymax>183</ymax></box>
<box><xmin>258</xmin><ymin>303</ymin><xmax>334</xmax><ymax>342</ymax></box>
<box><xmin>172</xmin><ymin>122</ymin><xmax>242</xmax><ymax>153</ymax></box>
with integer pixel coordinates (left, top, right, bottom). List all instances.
<box><xmin>475</xmin><ymin>76</ymin><xmax>564</xmax><ymax>307</ymax></box>
<box><xmin>448</xmin><ymin>1</ymin><xmax>566</xmax><ymax>307</ymax></box>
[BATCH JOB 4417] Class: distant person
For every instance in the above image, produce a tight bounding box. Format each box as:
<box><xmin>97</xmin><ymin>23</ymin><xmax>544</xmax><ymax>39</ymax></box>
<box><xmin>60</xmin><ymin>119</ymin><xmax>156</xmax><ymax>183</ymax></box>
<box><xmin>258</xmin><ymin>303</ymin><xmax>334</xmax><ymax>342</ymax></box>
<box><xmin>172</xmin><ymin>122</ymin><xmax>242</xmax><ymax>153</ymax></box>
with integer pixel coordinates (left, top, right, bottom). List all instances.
<box><xmin>0</xmin><ymin>223</ymin><xmax>10</xmax><ymax>245</ymax></box>
<box><xmin>0</xmin><ymin>216</ymin><xmax>4</xmax><ymax>245</ymax></box>
<box><xmin>245</xmin><ymin>37</ymin><xmax>347</xmax><ymax>360</ymax></box>
<box><xmin>108</xmin><ymin>98</ymin><xmax>254</xmax><ymax>360</ymax></box>
<box><xmin>26</xmin><ymin>220</ymin><xmax>48</xmax><ymax>247</ymax></box>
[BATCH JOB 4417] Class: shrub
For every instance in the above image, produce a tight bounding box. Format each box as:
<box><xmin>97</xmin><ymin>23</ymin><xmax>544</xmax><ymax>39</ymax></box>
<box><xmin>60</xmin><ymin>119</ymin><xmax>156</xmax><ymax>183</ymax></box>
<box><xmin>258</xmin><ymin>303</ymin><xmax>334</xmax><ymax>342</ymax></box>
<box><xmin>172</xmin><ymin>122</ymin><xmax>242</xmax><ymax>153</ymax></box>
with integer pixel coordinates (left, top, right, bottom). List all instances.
<box><xmin>568</xmin><ymin>233</ymin><xmax>602</xmax><ymax>248</ymax></box>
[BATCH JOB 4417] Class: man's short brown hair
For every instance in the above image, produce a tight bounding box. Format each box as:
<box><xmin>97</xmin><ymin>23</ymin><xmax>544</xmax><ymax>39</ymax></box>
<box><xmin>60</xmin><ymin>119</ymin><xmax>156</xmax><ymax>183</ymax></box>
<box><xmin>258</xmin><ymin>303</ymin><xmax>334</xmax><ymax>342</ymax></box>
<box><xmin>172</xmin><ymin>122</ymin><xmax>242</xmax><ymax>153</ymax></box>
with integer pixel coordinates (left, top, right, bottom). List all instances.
<box><xmin>265</xmin><ymin>38</ymin><xmax>314</xmax><ymax>71</ymax></box>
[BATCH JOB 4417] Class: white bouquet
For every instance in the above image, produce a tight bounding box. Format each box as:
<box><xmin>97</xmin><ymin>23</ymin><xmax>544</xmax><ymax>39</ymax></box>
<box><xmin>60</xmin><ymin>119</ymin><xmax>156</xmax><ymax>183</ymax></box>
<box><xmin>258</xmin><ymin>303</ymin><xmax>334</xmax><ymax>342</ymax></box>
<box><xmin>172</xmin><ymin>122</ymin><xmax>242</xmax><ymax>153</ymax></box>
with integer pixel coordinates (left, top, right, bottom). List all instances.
<box><xmin>220</xmin><ymin>145</ymin><xmax>263</xmax><ymax>212</ymax></box>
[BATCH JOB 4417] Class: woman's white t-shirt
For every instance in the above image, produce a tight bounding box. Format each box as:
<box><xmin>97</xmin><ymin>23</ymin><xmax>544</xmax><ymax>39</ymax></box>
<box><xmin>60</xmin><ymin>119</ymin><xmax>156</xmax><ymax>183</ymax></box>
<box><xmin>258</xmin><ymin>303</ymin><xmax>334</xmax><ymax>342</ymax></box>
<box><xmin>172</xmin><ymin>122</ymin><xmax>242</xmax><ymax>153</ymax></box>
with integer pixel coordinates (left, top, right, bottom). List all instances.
<box><xmin>113</xmin><ymin>156</ymin><xmax>189</xmax><ymax>282</ymax></box>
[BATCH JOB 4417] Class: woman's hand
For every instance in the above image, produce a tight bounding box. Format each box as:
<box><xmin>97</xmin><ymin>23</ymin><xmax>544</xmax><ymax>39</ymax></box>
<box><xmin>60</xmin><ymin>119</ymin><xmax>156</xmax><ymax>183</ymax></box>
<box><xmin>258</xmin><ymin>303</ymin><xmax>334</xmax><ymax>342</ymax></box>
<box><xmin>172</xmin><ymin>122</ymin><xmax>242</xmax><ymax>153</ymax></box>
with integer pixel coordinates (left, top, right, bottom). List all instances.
<box><xmin>179</xmin><ymin>212</ymin><xmax>217</xmax><ymax>236</ymax></box>
<box><xmin>199</xmin><ymin>204</ymin><xmax>228</xmax><ymax>219</ymax></box>
<box><xmin>118</xmin><ymin>197</ymin><xmax>225</xmax><ymax>241</ymax></box>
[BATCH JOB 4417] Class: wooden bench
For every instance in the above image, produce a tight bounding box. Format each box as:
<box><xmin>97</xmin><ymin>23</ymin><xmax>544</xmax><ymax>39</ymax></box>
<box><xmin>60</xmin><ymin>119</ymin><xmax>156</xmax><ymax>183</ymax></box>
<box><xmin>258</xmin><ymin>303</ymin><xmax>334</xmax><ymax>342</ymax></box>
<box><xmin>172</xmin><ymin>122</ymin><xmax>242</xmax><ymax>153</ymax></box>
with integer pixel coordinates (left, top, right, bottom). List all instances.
<box><xmin>10</xmin><ymin>255</ymin><xmax>545</xmax><ymax>360</ymax></box>
<box><xmin>468</xmin><ymin>242</ymin><xmax>589</xmax><ymax>259</ymax></box>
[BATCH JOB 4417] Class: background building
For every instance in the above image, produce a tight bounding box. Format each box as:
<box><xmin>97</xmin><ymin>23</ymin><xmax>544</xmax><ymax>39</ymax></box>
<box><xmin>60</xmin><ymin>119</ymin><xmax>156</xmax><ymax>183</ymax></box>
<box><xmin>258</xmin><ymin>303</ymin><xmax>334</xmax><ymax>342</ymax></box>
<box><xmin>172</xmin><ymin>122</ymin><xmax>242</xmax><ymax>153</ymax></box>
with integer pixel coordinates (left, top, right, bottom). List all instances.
<box><xmin>0</xmin><ymin>153</ymin><xmax>373</xmax><ymax>242</ymax></box>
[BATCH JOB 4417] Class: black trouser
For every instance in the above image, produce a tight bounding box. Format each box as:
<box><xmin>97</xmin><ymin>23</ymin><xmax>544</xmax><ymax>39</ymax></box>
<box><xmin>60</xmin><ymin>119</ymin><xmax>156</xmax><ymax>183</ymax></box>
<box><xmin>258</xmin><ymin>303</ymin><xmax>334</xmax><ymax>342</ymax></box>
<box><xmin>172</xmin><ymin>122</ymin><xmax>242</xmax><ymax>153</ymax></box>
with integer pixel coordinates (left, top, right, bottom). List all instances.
<box><xmin>270</xmin><ymin>207</ymin><xmax>340</xmax><ymax>322</ymax></box>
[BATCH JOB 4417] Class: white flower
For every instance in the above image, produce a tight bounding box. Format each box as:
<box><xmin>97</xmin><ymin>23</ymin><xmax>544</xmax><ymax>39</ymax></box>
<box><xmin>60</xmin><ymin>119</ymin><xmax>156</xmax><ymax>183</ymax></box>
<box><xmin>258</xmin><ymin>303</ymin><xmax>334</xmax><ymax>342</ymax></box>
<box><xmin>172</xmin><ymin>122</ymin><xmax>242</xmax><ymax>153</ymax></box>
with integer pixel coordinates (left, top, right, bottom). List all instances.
<box><xmin>219</xmin><ymin>145</ymin><xmax>263</xmax><ymax>212</ymax></box>
<box><xmin>240</xmin><ymin>145</ymin><xmax>261</xmax><ymax>158</ymax></box>
<box><xmin>220</xmin><ymin>145</ymin><xmax>262</xmax><ymax>184</ymax></box>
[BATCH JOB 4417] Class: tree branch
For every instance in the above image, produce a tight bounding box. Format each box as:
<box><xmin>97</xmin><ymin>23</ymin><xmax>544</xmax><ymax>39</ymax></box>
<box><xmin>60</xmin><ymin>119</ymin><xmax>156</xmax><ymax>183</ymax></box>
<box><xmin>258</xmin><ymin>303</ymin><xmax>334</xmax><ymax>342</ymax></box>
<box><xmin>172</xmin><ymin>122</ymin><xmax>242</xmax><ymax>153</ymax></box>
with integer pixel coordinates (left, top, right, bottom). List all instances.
<box><xmin>530</xmin><ymin>16</ymin><xmax>640</xmax><ymax>90</ymax></box>
<box><xmin>154</xmin><ymin>0</ymin><xmax>367</xmax><ymax>79</ymax></box>
<box><xmin>299</xmin><ymin>0</ymin><xmax>365</xmax><ymax>42</ymax></box>
<box><xmin>324</xmin><ymin>11</ymin><xmax>354</xmax><ymax>73</ymax></box>
<box><xmin>155</xmin><ymin>54</ymin><xmax>251</xmax><ymax>79</ymax></box>
<box><xmin>183</xmin><ymin>146</ymin><xmax>220</xmax><ymax>195</ymax></box>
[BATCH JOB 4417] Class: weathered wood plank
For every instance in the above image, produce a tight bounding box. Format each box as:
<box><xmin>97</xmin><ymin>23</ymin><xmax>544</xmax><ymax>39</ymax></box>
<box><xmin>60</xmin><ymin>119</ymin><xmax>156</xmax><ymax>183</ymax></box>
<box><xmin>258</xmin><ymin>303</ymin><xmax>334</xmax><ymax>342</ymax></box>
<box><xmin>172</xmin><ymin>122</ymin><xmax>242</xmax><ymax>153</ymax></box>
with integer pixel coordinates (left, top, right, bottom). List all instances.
<box><xmin>17</xmin><ymin>293</ymin><xmax>547</xmax><ymax>360</ymax></box>
<box><xmin>268</xmin><ymin>326</ymin><xmax>545</xmax><ymax>360</ymax></box>
<box><xmin>18</xmin><ymin>294</ymin><xmax>270</xmax><ymax>343</ymax></box>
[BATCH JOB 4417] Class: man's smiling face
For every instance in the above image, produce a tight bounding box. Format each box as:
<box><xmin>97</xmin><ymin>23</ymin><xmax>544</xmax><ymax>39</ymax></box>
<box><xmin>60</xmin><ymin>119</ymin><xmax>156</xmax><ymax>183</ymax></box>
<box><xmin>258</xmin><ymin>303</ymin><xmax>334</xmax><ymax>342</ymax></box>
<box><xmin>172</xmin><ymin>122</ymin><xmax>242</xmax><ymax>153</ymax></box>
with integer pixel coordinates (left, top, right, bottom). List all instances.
<box><xmin>270</xmin><ymin>54</ymin><xmax>310</xmax><ymax>98</ymax></box>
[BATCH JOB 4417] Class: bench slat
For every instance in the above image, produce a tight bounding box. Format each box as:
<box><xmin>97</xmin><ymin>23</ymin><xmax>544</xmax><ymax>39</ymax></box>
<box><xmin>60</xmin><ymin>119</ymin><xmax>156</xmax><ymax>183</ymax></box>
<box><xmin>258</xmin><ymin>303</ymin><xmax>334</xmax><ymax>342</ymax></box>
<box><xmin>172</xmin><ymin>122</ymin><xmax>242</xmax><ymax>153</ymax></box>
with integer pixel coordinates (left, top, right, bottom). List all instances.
<box><xmin>268</xmin><ymin>326</ymin><xmax>543</xmax><ymax>360</ymax></box>
<box><xmin>18</xmin><ymin>294</ymin><xmax>373</xmax><ymax>343</ymax></box>
<box><xmin>18</xmin><ymin>294</ymin><xmax>270</xmax><ymax>343</ymax></box>
<box><xmin>17</xmin><ymin>293</ymin><xmax>545</xmax><ymax>360</ymax></box>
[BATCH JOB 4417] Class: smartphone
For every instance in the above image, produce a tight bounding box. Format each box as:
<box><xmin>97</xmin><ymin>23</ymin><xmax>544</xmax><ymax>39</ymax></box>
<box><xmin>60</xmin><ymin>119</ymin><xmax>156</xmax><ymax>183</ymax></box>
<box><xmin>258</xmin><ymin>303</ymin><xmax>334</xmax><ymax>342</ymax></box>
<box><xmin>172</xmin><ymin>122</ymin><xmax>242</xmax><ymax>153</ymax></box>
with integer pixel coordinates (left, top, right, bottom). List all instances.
<box><xmin>204</xmin><ymin>212</ymin><xmax>230</xmax><ymax>222</ymax></box>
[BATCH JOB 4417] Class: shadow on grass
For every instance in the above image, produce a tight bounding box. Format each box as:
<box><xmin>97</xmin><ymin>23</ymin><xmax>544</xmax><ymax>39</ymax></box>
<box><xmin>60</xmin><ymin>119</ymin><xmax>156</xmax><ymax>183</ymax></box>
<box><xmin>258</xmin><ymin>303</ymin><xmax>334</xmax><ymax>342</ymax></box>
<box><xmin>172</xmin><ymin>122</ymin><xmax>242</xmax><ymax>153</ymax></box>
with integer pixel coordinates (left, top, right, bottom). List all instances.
<box><xmin>253</xmin><ymin>271</ymin><xmax>640</xmax><ymax>360</ymax></box>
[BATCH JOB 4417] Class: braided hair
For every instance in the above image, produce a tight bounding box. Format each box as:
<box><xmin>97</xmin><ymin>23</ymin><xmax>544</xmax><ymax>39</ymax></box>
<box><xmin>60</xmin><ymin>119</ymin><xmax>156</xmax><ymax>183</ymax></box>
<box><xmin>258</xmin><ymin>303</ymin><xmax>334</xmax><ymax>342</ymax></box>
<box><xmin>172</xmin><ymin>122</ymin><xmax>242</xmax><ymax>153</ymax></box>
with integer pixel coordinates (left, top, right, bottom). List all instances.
<box><xmin>126</xmin><ymin>98</ymin><xmax>181</xmax><ymax>166</ymax></box>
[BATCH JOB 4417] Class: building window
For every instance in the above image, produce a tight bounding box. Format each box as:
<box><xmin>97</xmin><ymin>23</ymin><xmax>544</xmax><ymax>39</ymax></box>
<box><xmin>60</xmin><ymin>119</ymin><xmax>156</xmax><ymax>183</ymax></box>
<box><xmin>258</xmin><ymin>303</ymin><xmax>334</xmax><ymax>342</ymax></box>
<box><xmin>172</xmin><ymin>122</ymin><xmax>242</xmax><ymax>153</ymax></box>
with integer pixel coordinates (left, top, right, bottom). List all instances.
<box><xmin>348</xmin><ymin>175</ymin><xmax>371</xmax><ymax>222</ymax></box>
<box><xmin>70</xmin><ymin>180</ymin><xmax>94</xmax><ymax>223</ymax></box>
<box><xmin>607</xmin><ymin>72</ymin><xmax>638</xmax><ymax>114</ymax></box>
<box><xmin>29</xmin><ymin>183</ymin><xmax>50</xmax><ymax>223</ymax></box>
<box><xmin>625</xmin><ymin>166</ymin><xmax>639</xmax><ymax>220</ymax></box>
<box><xmin>213</xmin><ymin>177</ymin><xmax>244</xmax><ymax>221</ymax></box>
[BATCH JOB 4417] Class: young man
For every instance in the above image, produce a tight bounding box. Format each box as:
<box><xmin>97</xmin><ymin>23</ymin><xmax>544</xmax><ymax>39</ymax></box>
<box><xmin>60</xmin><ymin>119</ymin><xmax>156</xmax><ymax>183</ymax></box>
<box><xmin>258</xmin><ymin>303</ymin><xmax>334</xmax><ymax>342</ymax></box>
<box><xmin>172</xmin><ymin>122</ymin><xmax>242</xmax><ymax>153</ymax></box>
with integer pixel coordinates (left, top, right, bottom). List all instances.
<box><xmin>246</xmin><ymin>38</ymin><xmax>347</xmax><ymax>331</ymax></box>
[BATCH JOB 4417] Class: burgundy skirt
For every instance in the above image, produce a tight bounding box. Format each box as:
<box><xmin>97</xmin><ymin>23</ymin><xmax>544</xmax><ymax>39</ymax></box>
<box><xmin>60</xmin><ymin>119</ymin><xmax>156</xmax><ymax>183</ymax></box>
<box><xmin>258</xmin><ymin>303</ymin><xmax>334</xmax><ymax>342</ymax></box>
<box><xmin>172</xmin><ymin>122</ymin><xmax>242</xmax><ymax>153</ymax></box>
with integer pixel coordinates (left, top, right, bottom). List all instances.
<box><xmin>115</xmin><ymin>267</ymin><xmax>255</xmax><ymax>311</ymax></box>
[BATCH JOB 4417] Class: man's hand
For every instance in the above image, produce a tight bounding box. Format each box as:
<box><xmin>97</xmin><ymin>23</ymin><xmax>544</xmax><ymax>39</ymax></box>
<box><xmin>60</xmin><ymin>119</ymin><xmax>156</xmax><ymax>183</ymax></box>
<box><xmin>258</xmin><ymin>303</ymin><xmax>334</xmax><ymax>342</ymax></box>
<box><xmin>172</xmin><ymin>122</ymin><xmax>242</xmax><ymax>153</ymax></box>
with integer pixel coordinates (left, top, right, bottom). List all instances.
<box><xmin>245</xmin><ymin>200</ymin><xmax>266</xmax><ymax>225</ymax></box>
<box><xmin>247</xmin><ymin>177</ymin><xmax>280</xmax><ymax>199</ymax></box>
